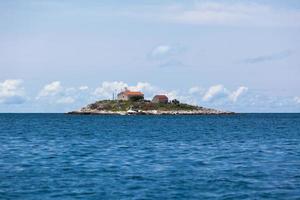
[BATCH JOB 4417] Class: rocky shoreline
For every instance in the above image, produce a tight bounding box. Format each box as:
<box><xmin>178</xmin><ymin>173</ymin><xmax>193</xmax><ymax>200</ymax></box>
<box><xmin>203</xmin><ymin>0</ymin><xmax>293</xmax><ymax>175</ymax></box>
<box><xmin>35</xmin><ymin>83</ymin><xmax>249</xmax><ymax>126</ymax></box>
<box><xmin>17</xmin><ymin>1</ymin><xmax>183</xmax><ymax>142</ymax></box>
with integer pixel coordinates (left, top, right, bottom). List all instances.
<box><xmin>67</xmin><ymin>100</ymin><xmax>234</xmax><ymax>115</ymax></box>
<box><xmin>67</xmin><ymin>109</ymin><xmax>233</xmax><ymax>115</ymax></box>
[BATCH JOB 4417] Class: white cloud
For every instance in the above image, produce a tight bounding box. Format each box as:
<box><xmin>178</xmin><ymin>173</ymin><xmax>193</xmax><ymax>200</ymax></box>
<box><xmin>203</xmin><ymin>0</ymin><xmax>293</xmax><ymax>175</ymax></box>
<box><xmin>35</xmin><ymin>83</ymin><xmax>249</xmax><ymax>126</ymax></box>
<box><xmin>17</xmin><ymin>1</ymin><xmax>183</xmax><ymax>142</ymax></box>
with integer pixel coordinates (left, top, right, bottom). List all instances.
<box><xmin>148</xmin><ymin>44</ymin><xmax>186</xmax><ymax>69</ymax></box>
<box><xmin>56</xmin><ymin>97</ymin><xmax>75</xmax><ymax>104</ymax></box>
<box><xmin>93</xmin><ymin>81</ymin><xmax>128</xmax><ymax>99</ymax></box>
<box><xmin>93</xmin><ymin>81</ymin><xmax>186</xmax><ymax>101</ymax></box>
<box><xmin>164</xmin><ymin>90</ymin><xmax>178</xmax><ymax>100</ymax></box>
<box><xmin>294</xmin><ymin>97</ymin><xmax>300</xmax><ymax>104</ymax></box>
<box><xmin>151</xmin><ymin>45</ymin><xmax>171</xmax><ymax>58</ymax></box>
<box><xmin>189</xmin><ymin>86</ymin><xmax>205</xmax><ymax>95</ymax></box>
<box><xmin>37</xmin><ymin>81</ymin><xmax>62</xmax><ymax>98</ymax></box>
<box><xmin>164</xmin><ymin>2</ymin><xmax>300</xmax><ymax>27</ymax></box>
<box><xmin>229</xmin><ymin>86</ymin><xmax>248</xmax><ymax>102</ymax></box>
<box><xmin>164</xmin><ymin>90</ymin><xmax>197</xmax><ymax>105</ymax></box>
<box><xmin>202</xmin><ymin>84</ymin><xmax>227</xmax><ymax>102</ymax></box>
<box><xmin>0</xmin><ymin>79</ymin><xmax>26</xmax><ymax>104</ymax></box>
<box><xmin>149</xmin><ymin>44</ymin><xmax>186</xmax><ymax>60</ymax></box>
<box><xmin>93</xmin><ymin>81</ymin><xmax>161</xmax><ymax>100</ymax></box>
<box><xmin>4</xmin><ymin>79</ymin><xmax>296</xmax><ymax>112</ymax></box>
<box><xmin>79</xmin><ymin>86</ymin><xmax>89</xmax><ymax>91</ymax></box>
<box><xmin>93</xmin><ymin>82</ymin><xmax>249</xmax><ymax>105</ymax></box>
<box><xmin>36</xmin><ymin>81</ymin><xmax>84</xmax><ymax>104</ymax></box>
<box><xmin>201</xmin><ymin>84</ymin><xmax>249</xmax><ymax>103</ymax></box>
<box><xmin>128</xmin><ymin>82</ymin><xmax>156</xmax><ymax>93</ymax></box>
<box><xmin>30</xmin><ymin>1</ymin><xmax>300</xmax><ymax>28</ymax></box>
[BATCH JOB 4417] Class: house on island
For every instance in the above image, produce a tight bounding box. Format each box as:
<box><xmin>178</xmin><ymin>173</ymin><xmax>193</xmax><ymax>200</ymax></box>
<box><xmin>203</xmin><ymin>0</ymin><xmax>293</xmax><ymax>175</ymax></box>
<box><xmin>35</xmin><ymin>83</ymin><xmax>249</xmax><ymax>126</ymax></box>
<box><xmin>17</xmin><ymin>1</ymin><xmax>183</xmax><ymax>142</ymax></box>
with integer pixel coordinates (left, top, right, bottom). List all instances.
<box><xmin>152</xmin><ymin>95</ymin><xmax>168</xmax><ymax>103</ymax></box>
<box><xmin>117</xmin><ymin>88</ymin><xmax>144</xmax><ymax>101</ymax></box>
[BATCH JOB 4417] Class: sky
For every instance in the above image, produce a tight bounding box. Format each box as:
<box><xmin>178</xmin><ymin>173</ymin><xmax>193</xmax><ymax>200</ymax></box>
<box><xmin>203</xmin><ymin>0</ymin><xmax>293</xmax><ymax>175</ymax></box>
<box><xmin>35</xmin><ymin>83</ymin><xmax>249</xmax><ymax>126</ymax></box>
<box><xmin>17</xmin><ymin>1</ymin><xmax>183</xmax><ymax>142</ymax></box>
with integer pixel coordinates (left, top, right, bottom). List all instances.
<box><xmin>0</xmin><ymin>0</ymin><xmax>300</xmax><ymax>113</ymax></box>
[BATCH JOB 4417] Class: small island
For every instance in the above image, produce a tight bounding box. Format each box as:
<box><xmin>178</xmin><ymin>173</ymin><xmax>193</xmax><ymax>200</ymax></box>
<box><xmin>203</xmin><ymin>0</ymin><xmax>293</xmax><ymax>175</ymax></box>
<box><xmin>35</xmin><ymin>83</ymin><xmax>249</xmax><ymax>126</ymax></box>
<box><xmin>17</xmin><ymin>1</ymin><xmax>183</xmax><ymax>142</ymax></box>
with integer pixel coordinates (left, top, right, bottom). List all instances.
<box><xmin>68</xmin><ymin>88</ymin><xmax>233</xmax><ymax>115</ymax></box>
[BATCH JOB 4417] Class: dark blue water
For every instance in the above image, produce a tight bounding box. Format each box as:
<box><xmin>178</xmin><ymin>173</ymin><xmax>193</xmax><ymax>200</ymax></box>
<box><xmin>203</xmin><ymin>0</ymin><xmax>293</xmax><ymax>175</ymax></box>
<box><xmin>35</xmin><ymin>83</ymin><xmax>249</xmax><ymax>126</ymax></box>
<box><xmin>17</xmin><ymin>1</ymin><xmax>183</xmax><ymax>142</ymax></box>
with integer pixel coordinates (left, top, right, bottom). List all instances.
<box><xmin>0</xmin><ymin>114</ymin><xmax>300</xmax><ymax>199</ymax></box>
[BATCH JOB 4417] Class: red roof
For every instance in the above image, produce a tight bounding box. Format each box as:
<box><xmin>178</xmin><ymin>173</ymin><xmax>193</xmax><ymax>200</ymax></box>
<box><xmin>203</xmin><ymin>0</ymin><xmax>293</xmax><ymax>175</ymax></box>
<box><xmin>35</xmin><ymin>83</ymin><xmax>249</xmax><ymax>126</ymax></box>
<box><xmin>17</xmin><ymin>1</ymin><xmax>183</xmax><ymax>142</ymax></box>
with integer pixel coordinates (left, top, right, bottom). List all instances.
<box><xmin>119</xmin><ymin>90</ymin><xmax>144</xmax><ymax>96</ymax></box>
<box><xmin>154</xmin><ymin>95</ymin><xmax>168</xmax><ymax>99</ymax></box>
<box><xmin>125</xmin><ymin>91</ymin><xmax>144</xmax><ymax>96</ymax></box>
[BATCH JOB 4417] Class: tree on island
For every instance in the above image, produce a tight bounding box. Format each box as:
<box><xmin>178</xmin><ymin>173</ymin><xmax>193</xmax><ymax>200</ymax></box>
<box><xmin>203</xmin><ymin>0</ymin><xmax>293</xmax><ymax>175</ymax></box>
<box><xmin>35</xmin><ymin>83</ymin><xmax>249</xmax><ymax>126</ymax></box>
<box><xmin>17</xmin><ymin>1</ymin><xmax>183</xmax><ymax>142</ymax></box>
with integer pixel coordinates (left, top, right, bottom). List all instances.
<box><xmin>171</xmin><ymin>99</ymin><xmax>180</xmax><ymax>105</ymax></box>
<box><xmin>129</xmin><ymin>96</ymin><xmax>144</xmax><ymax>102</ymax></box>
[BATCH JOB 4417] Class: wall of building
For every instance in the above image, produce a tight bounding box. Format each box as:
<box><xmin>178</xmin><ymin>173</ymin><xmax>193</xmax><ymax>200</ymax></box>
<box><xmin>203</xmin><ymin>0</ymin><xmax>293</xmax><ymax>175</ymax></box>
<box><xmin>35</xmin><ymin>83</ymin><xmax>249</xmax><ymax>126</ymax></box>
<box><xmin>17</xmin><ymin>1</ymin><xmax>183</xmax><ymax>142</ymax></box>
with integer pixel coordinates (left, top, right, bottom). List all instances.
<box><xmin>117</xmin><ymin>94</ymin><xmax>129</xmax><ymax>100</ymax></box>
<box><xmin>152</xmin><ymin>97</ymin><xmax>168</xmax><ymax>103</ymax></box>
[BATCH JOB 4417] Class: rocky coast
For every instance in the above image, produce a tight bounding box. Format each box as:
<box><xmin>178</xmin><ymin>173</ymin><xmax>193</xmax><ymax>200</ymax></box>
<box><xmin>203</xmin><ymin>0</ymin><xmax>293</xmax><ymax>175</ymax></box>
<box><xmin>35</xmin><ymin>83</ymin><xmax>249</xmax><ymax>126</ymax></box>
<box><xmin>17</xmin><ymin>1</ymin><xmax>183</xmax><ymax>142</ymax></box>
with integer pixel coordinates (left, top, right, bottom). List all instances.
<box><xmin>67</xmin><ymin>100</ymin><xmax>233</xmax><ymax>115</ymax></box>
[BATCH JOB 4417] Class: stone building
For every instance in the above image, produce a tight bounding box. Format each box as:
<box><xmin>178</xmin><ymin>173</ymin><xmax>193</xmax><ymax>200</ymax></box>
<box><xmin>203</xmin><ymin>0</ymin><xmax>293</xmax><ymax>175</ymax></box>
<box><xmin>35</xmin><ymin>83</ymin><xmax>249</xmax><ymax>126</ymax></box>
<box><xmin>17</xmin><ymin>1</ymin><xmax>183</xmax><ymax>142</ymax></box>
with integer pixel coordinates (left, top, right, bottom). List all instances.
<box><xmin>152</xmin><ymin>95</ymin><xmax>168</xmax><ymax>103</ymax></box>
<box><xmin>117</xmin><ymin>89</ymin><xmax>144</xmax><ymax>101</ymax></box>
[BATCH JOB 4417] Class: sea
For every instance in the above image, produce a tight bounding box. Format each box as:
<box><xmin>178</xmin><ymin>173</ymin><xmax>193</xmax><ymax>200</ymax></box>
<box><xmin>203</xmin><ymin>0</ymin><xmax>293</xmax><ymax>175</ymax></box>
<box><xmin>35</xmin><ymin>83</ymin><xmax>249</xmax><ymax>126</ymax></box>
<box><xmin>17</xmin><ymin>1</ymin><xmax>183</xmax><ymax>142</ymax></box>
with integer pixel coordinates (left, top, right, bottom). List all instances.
<box><xmin>0</xmin><ymin>113</ymin><xmax>299</xmax><ymax>199</ymax></box>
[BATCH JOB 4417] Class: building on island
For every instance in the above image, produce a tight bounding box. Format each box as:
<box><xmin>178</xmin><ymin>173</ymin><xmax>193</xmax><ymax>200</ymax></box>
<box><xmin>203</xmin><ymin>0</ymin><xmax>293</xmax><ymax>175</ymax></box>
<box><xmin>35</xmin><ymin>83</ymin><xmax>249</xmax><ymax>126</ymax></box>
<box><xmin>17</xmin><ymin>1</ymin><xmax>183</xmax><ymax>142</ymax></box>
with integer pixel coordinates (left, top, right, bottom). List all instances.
<box><xmin>152</xmin><ymin>95</ymin><xmax>168</xmax><ymax>103</ymax></box>
<box><xmin>117</xmin><ymin>88</ymin><xmax>144</xmax><ymax>101</ymax></box>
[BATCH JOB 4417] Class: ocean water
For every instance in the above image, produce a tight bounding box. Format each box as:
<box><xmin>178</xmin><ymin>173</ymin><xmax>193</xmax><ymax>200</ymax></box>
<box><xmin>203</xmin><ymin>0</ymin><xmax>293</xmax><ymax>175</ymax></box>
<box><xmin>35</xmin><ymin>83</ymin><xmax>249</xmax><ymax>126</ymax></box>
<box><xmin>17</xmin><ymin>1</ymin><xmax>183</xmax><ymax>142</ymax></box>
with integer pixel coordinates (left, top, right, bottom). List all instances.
<box><xmin>0</xmin><ymin>114</ymin><xmax>300</xmax><ymax>200</ymax></box>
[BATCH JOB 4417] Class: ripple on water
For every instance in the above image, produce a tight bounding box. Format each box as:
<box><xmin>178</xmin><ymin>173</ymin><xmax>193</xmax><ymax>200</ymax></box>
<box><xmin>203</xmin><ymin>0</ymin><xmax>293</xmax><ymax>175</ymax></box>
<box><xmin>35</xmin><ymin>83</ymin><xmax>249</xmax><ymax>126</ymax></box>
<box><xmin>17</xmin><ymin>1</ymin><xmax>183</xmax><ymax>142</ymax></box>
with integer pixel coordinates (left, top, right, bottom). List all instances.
<box><xmin>0</xmin><ymin>114</ymin><xmax>300</xmax><ymax>199</ymax></box>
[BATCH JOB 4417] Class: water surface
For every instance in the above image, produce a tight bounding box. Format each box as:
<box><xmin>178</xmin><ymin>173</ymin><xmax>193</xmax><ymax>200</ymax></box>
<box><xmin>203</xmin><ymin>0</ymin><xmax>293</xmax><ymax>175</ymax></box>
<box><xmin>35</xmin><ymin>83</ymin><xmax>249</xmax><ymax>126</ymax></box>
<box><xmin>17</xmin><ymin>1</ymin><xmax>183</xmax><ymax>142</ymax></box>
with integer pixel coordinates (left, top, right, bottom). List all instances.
<box><xmin>0</xmin><ymin>114</ymin><xmax>300</xmax><ymax>199</ymax></box>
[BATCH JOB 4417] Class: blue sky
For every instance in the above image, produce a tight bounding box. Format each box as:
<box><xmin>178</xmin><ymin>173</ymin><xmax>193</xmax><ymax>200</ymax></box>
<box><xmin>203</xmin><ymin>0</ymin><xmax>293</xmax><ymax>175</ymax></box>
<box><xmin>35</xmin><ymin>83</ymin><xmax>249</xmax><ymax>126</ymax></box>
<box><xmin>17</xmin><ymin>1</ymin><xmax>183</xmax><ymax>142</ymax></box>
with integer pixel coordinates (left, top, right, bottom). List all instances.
<box><xmin>0</xmin><ymin>0</ymin><xmax>300</xmax><ymax>112</ymax></box>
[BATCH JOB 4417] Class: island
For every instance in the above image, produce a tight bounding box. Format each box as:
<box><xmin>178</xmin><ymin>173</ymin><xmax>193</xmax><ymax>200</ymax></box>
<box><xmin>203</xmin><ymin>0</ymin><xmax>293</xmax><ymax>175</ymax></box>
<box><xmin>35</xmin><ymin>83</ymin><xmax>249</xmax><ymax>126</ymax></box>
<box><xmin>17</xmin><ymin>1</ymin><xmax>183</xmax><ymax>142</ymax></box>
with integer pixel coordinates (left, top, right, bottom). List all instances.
<box><xmin>67</xmin><ymin>88</ymin><xmax>233</xmax><ymax>115</ymax></box>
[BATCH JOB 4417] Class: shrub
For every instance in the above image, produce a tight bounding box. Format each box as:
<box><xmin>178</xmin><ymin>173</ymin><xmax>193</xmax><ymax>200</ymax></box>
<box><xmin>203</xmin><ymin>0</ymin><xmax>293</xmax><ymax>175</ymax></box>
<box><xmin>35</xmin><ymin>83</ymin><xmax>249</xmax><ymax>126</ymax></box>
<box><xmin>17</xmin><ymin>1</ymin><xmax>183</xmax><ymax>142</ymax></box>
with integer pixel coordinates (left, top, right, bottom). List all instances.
<box><xmin>129</xmin><ymin>96</ymin><xmax>144</xmax><ymax>101</ymax></box>
<box><xmin>171</xmin><ymin>99</ymin><xmax>180</xmax><ymax>104</ymax></box>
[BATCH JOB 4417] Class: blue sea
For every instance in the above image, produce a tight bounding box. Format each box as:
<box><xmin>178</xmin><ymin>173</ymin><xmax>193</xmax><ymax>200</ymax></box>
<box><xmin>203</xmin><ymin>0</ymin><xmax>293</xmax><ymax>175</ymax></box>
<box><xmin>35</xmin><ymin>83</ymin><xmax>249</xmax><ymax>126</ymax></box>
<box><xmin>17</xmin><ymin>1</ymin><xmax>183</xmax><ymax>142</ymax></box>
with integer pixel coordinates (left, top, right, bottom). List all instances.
<box><xmin>0</xmin><ymin>114</ymin><xmax>300</xmax><ymax>199</ymax></box>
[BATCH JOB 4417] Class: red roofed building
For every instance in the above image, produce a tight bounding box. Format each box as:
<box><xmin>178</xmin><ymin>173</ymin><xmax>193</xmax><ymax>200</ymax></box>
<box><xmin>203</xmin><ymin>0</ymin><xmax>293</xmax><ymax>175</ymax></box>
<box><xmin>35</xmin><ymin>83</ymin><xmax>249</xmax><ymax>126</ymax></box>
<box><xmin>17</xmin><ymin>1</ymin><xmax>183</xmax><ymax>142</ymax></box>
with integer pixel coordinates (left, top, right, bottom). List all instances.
<box><xmin>117</xmin><ymin>88</ymin><xmax>144</xmax><ymax>101</ymax></box>
<box><xmin>152</xmin><ymin>95</ymin><xmax>168</xmax><ymax>103</ymax></box>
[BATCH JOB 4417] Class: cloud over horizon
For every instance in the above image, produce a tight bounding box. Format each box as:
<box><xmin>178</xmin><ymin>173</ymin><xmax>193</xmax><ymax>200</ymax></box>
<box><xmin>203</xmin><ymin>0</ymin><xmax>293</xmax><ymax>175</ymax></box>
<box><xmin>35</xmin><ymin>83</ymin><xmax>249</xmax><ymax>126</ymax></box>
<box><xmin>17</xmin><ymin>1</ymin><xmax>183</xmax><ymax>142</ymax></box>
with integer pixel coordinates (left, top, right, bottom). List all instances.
<box><xmin>0</xmin><ymin>79</ymin><xmax>26</xmax><ymax>104</ymax></box>
<box><xmin>202</xmin><ymin>84</ymin><xmax>227</xmax><ymax>102</ymax></box>
<box><xmin>36</xmin><ymin>81</ymin><xmax>83</xmax><ymax>105</ymax></box>
<box><xmin>0</xmin><ymin>79</ymin><xmax>299</xmax><ymax>112</ymax></box>
<box><xmin>0</xmin><ymin>79</ymin><xmax>259</xmax><ymax>110</ymax></box>
<box><xmin>229</xmin><ymin>86</ymin><xmax>248</xmax><ymax>102</ymax></box>
<box><xmin>37</xmin><ymin>81</ymin><xmax>62</xmax><ymax>99</ymax></box>
<box><xmin>94</xmin><ymin>81</ymin><xmax>161</xmax><ymax>100</ymax></box>
<box><xmin>202</xmin><ymin>84</ymin><xmax>248</xmax><ymax>103</ymax></box>
<box><xmin>294</xmin><ymin>97</ymin><xmax>300</xmax><ymax>104</ymax></box>
<box><xmin>156</xmin><ymin>2</ymin><xmax>300</xmax><ymax>27</ymax></box>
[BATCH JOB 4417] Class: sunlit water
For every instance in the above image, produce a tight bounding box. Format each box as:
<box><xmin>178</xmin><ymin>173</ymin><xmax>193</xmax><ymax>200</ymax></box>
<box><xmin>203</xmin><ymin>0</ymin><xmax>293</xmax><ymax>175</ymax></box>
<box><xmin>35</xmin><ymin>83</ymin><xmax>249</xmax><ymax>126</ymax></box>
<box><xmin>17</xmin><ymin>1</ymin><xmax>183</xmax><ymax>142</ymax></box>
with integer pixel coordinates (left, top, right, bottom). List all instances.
<box><xmin>0</xmin><ymin>114</ymin><xmax>300</xmax><ymax>199</ymax></box>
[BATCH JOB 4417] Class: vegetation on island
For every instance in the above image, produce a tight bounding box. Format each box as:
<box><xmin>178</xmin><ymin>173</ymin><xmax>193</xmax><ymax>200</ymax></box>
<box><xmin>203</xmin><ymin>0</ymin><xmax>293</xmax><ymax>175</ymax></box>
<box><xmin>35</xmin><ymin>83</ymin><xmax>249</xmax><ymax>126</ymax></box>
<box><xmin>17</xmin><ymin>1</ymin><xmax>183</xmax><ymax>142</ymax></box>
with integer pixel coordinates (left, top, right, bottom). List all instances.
<box><xmin>85</xmin><ymin>99</ymin><xmax>203</xmax><ymax>112</ymax></box>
